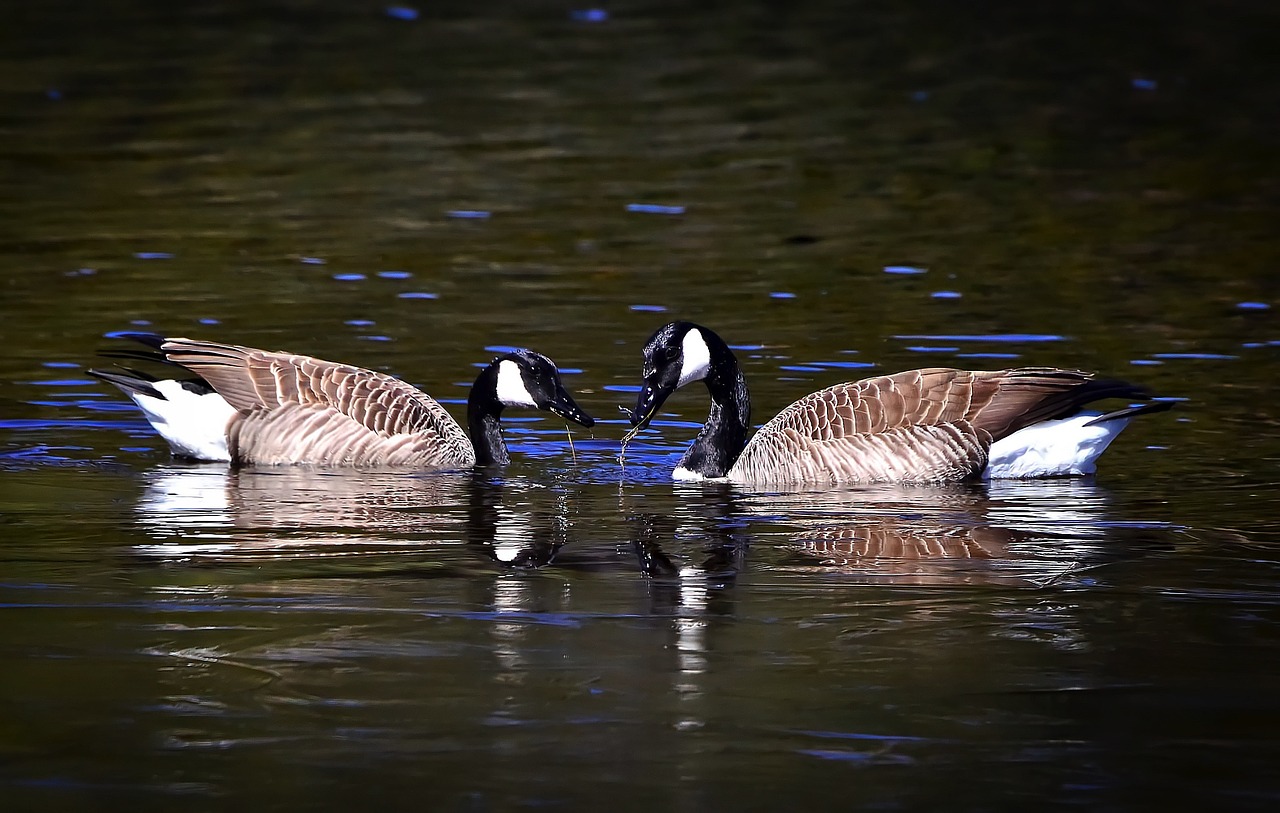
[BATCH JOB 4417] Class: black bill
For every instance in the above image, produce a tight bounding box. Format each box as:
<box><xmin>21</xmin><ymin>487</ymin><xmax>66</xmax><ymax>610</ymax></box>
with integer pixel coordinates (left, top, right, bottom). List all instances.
<box><xmin>628</xmin><ymin>383</ymin><xmax>674</xmax><ymax>431</ymax></box>
<box><xmin>548</xmin><ymin>388</ymin><xmax>595</xmax><ymax>428</ymax></box>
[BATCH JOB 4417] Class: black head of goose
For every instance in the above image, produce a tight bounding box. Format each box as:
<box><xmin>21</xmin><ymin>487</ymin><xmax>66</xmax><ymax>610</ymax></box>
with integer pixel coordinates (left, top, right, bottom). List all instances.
<box><xmin>626</xmin><ymin>321</ymin><xmax>1172</xmax><ymax>486</ymax></box>
<box><xmin>89</xmin><ymin>333</ymin><xmax>594</xmax><ymax>468</ymax></box>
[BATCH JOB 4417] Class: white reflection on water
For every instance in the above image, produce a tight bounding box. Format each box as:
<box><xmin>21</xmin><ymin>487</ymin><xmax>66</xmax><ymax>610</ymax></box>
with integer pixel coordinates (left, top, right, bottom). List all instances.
<box><xmin>493</xmin><ymin>506</ymin><xmax>536</xmax><ymax>563</ymax></box>
<box><xmin>492</xmin><ymin>577</ymin><xmax>532</xmax><ymax>681</ymax></box>
<box><xmin>669</xmin><ymin>495</ymin><xmax>714</xmax><ymax>698</ymax></box>
<box><xmin>672</xmin><ymin>567</ymin><xmax>710</xmax><ymax>732</ymax></box>
<box><xmin>137</xmin><ymin>463</ymin><xmax>234</xmax><ymax>533</ymax></box>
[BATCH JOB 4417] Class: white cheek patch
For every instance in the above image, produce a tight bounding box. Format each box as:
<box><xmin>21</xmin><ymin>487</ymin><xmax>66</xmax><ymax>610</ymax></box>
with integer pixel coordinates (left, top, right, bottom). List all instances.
<box><xmin>677</xmin><ymin>328</ymin><xmax>711</xmax><ymax>387</ymax></box>
<box><xmin>496</xmin><ymin>359</ymin><xmax>539</xmax><ymax>408</ymax></box>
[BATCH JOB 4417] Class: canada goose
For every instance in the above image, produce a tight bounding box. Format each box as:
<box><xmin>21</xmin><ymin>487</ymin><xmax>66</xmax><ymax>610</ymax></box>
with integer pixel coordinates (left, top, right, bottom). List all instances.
<box><xmin>624</xmin><ymin>322</ymin><xmax>1171</xmax><ymax>485</ymax></box>
<box><xmin>89</xmin><ymin>333</ymin><xmax>594</xmax><ymax>468</ymax></box>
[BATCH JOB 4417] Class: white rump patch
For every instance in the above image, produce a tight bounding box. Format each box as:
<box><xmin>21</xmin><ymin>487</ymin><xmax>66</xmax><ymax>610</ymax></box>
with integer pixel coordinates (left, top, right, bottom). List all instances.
<box><xmin>983</xmin><ymin>412</ymin><xmax>1132</xmax><ymax>479</ymax></box>
<box><xmin>496</xmin><ymin>359</ymin><xmax>538</xmax><ymax>408</ymax></box>
<box><xmin>672</xmin><ymin>465</ymin><xmax>706</xmax><ymax>482</ymax></box>
<box><xmin>677</xmin><ymin>328</ymin><xmax>712</xmax><ymax>387</ymax></box>
<box><xmin>672</xmin><ymin>465</ymin><xmax>730</xmax><ymax>483</ymax></box>
<box><xmin>136</xmin><ymin>380</ymin><xmax>237</xmax><ymax>462</ymax></box>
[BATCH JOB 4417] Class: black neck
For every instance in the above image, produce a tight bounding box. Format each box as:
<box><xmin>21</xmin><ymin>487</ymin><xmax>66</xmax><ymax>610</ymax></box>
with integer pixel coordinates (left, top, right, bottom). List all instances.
<box><xmin>677</xmin><ymin>335</ymin><xmax>750</xmax><ymax>478</ymax></box>
<box><xmin>467</xmin><ymin>364</ymin><xmax>509</xmax><ymax>466</ymax></box>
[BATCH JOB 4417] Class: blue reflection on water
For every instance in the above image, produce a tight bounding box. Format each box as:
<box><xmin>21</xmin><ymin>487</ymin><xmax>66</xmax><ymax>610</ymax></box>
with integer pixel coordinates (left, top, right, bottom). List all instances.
<box><xmin>798</xmin><ymin>750</ymin><xmax>916</xmax><ymax>765</ymax></box>
<box><xmin>791</xmin><ymin>729</ymin><xmax>934</xmax><ymax>743</ymax></box>
<box><xmin>625</xmin><ymin>203</ymin><xmax>685</xmax><ymax>215</ymax></box>
<box><xmin>25</xmin><ymin>379</ymin><xmax>96</xmax><ymax>387</ymax></box>
<box><xmin>570</xmin><ymin>9</ymin><xmax>609</xmax><ymax>23</ymax></box>
<box><xmin>1</xmin><ymin>419</ymin><xmax>141</xmax><ymax>430</ymax></box>
<box><xmin>385</xmin><ymin>6</ymin><xmax>419</xmax><ymax>22</ymax></box>
<box><xmin>895</xmin><ymin>333</ymin><xmax>1066</xmax><ymax>342</ymax></box>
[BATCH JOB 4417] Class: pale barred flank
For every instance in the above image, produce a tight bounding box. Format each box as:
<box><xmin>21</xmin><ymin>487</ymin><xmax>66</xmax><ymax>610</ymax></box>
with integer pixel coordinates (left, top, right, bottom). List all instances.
<box><xmin>726</xmin><ymin>367</ymin><xmax>1097</xmax><ymax>486</ymax></box>
<box><xmin>731</xmin><ymin>422</ymin><xmax>990</xmax><ymax>484</ymax></box>
<box><xmin>162</xmin><ymin>338</ymin><xmax>475</xmax><ymax>468</ymax></box>
<box><xmin>229</xmin><ymin>404</ymin><xmax>474</xmax><ymax>467</ymax></box>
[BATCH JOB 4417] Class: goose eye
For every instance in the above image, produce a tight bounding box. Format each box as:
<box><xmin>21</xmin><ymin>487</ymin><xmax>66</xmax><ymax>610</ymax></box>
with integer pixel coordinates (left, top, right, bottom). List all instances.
<box><xmin>663</xmin><ymin>347</ymin><xmax>680</xmax><ymax>362</ymax></box>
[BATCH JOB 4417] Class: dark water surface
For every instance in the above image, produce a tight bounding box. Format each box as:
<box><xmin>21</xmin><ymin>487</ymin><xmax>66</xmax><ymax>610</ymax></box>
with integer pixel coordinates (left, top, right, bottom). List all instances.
<box><xmin>3</xmin><ymin>1</ymin><xmax>1279</xmax><ymax>810</ymax></box>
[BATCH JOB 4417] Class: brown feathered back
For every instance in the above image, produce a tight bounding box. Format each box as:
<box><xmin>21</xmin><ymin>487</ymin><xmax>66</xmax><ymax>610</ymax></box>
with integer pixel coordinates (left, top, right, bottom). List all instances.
<box><xmin>161</xmin><ymin>338</ymin><xmax>475</xmax><ymax>468</ymax></box>
<box><xmin>728</xmin><ymin>367</ymin><xmax>1101</xmax><ymax>486</ymax></box>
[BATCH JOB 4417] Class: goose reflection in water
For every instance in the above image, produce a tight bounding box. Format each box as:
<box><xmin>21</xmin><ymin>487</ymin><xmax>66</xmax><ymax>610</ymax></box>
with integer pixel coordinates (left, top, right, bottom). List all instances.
<box><xmin>623</xmin><ymin>489</ymin><xmax>744</xmax><ymax>735</ymax></box>
<box><xmin>131</xmin><ymin>464</ymin><xmax>571</xmax><ymax>570</ymax></box>
<box><xmin>735</xmin><ymin>479</ymin><xmax>1174</xmax><ymax>586</ymax></box>
<box><xmin>620</xmin><ymin>478</ymin><xmax>1173</xmax><ymax>588</ymax></box>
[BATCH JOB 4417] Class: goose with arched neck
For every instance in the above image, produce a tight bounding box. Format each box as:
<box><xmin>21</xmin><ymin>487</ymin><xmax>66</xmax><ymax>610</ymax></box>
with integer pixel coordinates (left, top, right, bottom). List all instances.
<box><xmin>626</xmin><ymin>321</ymin><xmax>1172</xmax><ymax>486</ymax></box>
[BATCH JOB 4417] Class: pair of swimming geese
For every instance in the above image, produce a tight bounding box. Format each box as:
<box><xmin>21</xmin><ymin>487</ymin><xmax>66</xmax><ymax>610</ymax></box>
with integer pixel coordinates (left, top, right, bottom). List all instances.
<box><xmin>89</xmin><ymin>322</ymin><xmax>1171</xmax><ymax>486</ymax></box>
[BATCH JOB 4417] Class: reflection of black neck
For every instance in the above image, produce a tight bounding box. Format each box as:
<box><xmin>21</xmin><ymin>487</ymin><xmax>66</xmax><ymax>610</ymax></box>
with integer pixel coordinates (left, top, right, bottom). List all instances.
<box><xmin>630</xmin><ymin>484</ymin><xmax>744</xmax><ymax>584</ymax></box>
<box><xmin>466</xmin><ymin>363</ymin><xmax>507</xmax><ymax>466</ymax></box>
<box><xmin>678</xmin><ymin>335</ymin><xmax>751</xmax><ymax>478</ymax></box>
<box><xmin>464</xmin><ymin>472</ymin><xmax>562</xmax><ymax>568</ymax></box>
<box><xmin>466</xmin><ymin>471</ymin><xmax>503</xmax><ymax>542</ymax></box>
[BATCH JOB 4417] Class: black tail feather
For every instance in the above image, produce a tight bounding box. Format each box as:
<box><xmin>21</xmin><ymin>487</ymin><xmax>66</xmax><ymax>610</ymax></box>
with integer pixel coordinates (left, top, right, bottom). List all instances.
<box><xmin>1037</xmin><ymin>378</ymin><xmax>1163</xmax><ymax>423</ymax></box>
<box><xmin>87</xmin><ymin>367</ymin><xmax>166</xmax><ymax>400</ymax></box>
<box><xmin>103</xmin><ymin>331</ymin><xmax>167</xmax><ymax>350</ymax></box>
<box><xmin>98</xmin><ymin>348</ymin><xmax>169</xmax><ymax>365</ymax></box>
<box><xmin>91</xmin><ymin>333</ymin><xmax>215</xmax><ymax>399</ymax></box>
<box><xmin>96</xmin><ymin>332</ymin><xmax>171</xmax><ymax>365</ymax></box>
<box><xmin>1085</xmin><ymin>399</ymin><xmax>1177</xmax><ymax>426</ymax></box>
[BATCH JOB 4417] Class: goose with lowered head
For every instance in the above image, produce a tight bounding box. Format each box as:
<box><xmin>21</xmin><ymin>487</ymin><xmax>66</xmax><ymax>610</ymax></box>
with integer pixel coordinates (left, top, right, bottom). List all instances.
<box><xmin>625</xmin><ymin>321</ymin><xmax>1171</xmax><ymax>486</ymax></box>
<box><xmin>89</xmin><ymin>333</ymin><xmax>594</xmax><ymax>468</ymax></box>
